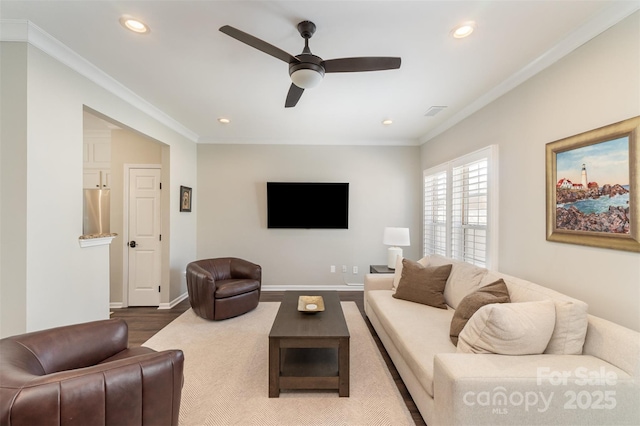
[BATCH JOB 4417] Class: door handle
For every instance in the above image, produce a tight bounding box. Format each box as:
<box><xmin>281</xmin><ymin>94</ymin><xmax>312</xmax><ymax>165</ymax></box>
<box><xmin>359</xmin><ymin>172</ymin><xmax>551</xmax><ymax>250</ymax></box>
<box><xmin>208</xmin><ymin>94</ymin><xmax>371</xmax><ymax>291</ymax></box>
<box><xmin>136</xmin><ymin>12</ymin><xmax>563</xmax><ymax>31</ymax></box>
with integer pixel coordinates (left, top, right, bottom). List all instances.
<box><xmin>128</xmin><ymin>241</ymin><xmax>137</xmax><ymax>248</ymax></box>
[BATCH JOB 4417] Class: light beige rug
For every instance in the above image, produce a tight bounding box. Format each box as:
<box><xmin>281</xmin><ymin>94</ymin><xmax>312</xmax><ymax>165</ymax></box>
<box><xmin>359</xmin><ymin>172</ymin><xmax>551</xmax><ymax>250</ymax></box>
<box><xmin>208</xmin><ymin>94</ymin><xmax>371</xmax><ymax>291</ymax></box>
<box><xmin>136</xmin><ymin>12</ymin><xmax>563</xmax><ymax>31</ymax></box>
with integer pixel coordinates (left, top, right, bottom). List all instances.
<box><xmin>144</xmin><ymin>302</ymin><xmax>414</xmax><ymax>426</ymax></box>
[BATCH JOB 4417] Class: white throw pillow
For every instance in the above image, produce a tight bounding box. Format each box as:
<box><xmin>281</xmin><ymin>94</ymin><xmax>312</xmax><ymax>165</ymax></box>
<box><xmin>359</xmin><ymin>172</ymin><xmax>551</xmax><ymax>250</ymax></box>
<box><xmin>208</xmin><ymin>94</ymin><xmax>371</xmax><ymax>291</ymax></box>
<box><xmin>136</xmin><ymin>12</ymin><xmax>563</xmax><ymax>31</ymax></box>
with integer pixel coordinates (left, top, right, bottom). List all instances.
<box><xmin>457</xmin><ymin>300</ymin><xmax>556</xmax><ymax>355</ymax></box>
<box><xmin>392</xmin><ymin>256</ymin><xmax>429</xmax><ymax>292</ymax></box>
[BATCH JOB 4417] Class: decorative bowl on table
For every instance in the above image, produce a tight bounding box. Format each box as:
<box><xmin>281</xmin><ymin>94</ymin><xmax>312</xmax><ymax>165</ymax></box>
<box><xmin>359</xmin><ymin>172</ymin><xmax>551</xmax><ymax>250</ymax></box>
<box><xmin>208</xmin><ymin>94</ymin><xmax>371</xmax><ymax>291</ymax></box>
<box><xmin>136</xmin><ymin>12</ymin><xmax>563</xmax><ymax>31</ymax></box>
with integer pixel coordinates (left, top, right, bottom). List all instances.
<box><xmin>297</xmin><ymin>296</ymin><xmax>325</xmax><ymax>313</ymax></box>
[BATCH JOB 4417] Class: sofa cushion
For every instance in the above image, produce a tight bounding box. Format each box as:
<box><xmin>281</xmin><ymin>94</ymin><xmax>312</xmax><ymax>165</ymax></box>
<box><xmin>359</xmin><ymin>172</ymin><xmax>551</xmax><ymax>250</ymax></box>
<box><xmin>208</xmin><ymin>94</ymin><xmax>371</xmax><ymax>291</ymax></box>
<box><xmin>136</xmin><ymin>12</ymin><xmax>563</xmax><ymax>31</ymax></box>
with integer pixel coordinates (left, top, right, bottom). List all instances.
<box><xmin>393</xmin><ymin>260</ymin><xmax>452</xmax><ymax>309</ymax></box>
<box><xmin>367</xmin><ymin>289</ymin><xmax>456</xmax><ymax>397</ymax></box>
<box><xmin>450</xmin><ymin>279</ymin><xmax>511</xmax><ymax>346</ymax></box>
<box><xmin>392</xmin><ymin>256</ymin><xmax>429</xmax><ymax>291</ymax></box>
<box><xmin>457</xmin><ymin>300</ymin><xmax>556</xmax><ymax>355</ymax></box>
<box><xmin>426</xmin><ymin>254</ymin><xmax>488</xmax><ymax>309</ymax></box>
<box><xmin>481</xmin><ymin>271</ymin><xmax>589</xmax><ymax>355</ymax></box>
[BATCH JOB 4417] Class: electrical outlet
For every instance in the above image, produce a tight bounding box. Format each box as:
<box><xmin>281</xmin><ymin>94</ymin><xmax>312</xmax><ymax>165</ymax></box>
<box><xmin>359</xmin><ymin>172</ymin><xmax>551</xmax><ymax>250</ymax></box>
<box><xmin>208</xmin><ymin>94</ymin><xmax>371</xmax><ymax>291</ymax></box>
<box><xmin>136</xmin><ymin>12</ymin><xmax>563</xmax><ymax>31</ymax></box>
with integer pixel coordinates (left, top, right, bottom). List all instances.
<box><xmin>342</xmin><ymin>265</ymin><xmax>347</xmax><ymax>273</ymax></box>
<box><xmin>353</xmin><ymin>266</ymin><xmax>358</xmax><ymax>274</ymax></box>
<box><xmin>330</xmin><ymin>265</ymin><xmax>336</xmax><ymax>273</ymax></box>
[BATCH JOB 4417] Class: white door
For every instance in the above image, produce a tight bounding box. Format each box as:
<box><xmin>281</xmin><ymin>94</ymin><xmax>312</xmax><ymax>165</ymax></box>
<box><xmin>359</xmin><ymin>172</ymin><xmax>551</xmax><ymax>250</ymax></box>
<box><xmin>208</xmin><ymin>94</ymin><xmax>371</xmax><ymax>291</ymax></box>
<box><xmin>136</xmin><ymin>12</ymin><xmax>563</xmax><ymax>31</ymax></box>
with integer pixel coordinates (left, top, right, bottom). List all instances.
<box><xmin>128</xmin><ymin>168</ymin><xmax>162</xmax><ymax>306</ymax></box>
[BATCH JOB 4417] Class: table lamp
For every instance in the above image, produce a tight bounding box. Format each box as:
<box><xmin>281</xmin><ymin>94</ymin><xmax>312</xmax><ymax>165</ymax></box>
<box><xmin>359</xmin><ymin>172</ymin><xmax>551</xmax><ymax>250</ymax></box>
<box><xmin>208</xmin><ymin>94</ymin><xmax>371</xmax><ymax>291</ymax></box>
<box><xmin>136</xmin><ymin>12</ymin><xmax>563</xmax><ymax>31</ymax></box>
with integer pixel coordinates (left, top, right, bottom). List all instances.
<box><xmin>383</xmin><ymin>227</ymin><xmax>410</xmax><ymax>268</ymax></box>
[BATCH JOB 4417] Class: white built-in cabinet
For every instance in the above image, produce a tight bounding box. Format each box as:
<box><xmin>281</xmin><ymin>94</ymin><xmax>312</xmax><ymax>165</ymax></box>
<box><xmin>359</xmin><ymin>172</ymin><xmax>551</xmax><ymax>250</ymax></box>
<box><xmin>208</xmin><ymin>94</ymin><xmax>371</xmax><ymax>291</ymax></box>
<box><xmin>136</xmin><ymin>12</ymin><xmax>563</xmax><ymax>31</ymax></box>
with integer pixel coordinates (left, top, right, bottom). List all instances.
<box><xmin>83</xmin><ymin>131</ymin><xmax>111</xmax><ymax>189</ymax></box>
<box><xmin>83</xmin><ymin>169</ymin><xmax>112</xmax><ymax>189</ymax></box>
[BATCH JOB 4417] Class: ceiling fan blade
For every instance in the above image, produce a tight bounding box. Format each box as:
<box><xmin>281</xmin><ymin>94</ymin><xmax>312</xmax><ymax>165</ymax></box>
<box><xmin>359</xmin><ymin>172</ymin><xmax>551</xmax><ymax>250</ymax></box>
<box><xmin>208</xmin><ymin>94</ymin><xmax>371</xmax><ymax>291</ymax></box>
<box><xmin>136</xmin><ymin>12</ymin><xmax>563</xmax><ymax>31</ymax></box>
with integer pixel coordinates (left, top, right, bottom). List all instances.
<box><xmin>323</xmin><ymin>57</ymin><xmax>401</xmax><ymax>73</ymax></box>
<box><xmin>285</xmin><ymin>83</ymin><xmax>304</xmax><ymax>108</ymax></box>
<box><xmin>220</xmin><ymin>25</ymin><xmax>299</xmax><ymax>64</ymax></box>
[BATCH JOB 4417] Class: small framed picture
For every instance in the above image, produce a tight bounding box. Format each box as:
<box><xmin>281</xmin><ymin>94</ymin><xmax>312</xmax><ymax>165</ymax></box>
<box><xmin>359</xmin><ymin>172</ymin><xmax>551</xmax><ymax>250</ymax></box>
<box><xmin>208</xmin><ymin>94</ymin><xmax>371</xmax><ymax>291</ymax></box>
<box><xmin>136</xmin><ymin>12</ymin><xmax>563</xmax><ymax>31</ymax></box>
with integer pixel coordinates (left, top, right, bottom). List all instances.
<box><xmin>180</xmin><ymin>186</ymin><xmax>192</xmax><ymax>212</ymax></box>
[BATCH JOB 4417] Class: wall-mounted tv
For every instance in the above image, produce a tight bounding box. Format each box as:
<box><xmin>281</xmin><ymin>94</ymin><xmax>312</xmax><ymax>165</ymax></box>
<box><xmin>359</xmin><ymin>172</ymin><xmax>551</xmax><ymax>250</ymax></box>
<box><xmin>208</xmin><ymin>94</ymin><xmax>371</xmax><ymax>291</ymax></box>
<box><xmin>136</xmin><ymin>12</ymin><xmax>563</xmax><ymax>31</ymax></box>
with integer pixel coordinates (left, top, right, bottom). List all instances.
<box><xmin>267</xmin><ymin>182</ymin><xmax>349</xmax><ymax>229</ymax></box>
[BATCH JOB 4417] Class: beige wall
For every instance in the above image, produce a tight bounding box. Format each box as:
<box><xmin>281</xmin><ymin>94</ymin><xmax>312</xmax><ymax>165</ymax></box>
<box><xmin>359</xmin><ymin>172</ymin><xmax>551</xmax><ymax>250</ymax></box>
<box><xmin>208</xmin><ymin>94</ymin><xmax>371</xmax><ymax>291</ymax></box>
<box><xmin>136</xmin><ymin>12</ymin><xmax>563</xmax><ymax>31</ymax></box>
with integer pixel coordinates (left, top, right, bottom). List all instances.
<box><xmin>0</xmin><ymin>43</ymin><xmax>28</xmax><ymax>337</ymax></box>
<box><xmin>197</xmin><ymin>144</ymin><xmax>422</xmax><ymax>288</ymax></box>
<box><xmin>421</xmin><ymin>12</ymin><xmax>640</xmax><ymax>330</ymax></box>
<box><xmin>0</xmin><ymin>41</ymin><xmax>197</xmax><ymax>336</ymax></box>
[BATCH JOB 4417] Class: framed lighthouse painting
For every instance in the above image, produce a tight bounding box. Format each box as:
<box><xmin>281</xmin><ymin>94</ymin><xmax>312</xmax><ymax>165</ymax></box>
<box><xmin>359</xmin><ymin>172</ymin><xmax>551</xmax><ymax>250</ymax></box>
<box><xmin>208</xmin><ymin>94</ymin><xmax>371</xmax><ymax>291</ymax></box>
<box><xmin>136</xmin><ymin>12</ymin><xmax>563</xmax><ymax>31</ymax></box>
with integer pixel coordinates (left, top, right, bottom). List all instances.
<box><xmin>546</xmin><ymin>116</ymin><xmax>640</xmax><ymax>252</ymax></box>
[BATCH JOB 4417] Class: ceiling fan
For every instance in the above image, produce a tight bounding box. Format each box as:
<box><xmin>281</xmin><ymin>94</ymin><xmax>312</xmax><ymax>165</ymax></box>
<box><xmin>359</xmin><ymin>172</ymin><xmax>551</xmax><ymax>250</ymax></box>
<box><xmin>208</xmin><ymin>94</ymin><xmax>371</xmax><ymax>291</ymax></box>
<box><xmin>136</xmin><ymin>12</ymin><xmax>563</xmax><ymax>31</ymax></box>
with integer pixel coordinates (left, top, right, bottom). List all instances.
<box><xmin>219</xmin><ymin>21</ymin><xmax>401</xmax><ymax>108</ymax></box>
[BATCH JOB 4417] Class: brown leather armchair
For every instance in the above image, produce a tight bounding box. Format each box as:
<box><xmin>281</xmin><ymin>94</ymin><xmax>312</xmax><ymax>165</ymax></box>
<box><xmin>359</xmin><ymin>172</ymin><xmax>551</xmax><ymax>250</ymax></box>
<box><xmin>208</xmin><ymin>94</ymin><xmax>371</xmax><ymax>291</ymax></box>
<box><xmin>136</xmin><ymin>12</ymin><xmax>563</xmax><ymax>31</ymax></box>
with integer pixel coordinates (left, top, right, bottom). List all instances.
<box><xmin>186</xmin><ymin>257</ymin><xmax>261</xmax><ymax>320</ymax></box>
<box><xmin>0</xmin><ymin>318</ymin><xmax>184</xmax><ymax>426</ymax></box>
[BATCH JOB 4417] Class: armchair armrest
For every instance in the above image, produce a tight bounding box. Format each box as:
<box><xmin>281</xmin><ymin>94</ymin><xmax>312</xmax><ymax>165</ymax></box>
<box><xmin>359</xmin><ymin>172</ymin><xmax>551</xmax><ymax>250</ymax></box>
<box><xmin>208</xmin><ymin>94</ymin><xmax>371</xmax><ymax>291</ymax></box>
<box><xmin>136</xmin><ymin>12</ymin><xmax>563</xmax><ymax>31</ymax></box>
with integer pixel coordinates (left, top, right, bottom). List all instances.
<box><xmin>187</xmin><ymin>262</ymin><xmax>216</xmax><ymax>289</ymax></box>
<box><xmin>433</xmin><ymin>353</ymin><xmax>639</xmax><ymax>425</ymax></box>
<box><xmin>230</xmin><ymin>258</ymin><xmax>262</xmax><ymax>281</ymax></box>
<box><xmin>186</xmin><ymin>262</ymin><xmax>217</xmax><ymax>320</ymax></box>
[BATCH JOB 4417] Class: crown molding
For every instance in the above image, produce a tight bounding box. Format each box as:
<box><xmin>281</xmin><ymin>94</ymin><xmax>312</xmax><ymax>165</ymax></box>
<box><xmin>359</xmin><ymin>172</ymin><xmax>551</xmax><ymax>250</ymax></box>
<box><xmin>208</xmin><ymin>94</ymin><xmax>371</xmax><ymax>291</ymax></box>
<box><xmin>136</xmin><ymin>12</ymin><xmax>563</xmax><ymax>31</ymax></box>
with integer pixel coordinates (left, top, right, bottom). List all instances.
<box><xmin>1</xmin><ymin>19</ymin><xmax>199</xmax><ymax>143</ymax></box>
<box><xmin>419</xmin><ymin>2</ymin><xmax>640</xmax><ymax>145</ymax></box>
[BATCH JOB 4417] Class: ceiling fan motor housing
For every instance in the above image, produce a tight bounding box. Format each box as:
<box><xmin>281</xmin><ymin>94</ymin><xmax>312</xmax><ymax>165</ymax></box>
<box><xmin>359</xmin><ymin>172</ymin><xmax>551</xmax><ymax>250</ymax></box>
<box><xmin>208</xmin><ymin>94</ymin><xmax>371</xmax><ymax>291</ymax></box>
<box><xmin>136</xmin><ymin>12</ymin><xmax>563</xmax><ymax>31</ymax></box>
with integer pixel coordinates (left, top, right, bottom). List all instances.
<box><xmin>289</xmin><ymin>54</ymin><xmax>325</xmax><ymax>76</ymax></box>
<box><xmin>297</xmin><ymin>21</ymin><xmax>316</xmax><ymax>39</ymax></box>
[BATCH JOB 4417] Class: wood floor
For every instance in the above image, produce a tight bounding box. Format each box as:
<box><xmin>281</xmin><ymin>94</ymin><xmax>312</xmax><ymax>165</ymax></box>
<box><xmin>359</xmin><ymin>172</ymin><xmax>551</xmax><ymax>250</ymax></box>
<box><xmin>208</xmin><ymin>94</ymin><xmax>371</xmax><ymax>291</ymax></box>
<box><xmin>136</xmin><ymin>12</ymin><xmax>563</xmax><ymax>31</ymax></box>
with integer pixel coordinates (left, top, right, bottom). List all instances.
<box><xmin>111</xmin><ymin>291</ymin><xmax>427</xmax><ymax>426</ymax></box>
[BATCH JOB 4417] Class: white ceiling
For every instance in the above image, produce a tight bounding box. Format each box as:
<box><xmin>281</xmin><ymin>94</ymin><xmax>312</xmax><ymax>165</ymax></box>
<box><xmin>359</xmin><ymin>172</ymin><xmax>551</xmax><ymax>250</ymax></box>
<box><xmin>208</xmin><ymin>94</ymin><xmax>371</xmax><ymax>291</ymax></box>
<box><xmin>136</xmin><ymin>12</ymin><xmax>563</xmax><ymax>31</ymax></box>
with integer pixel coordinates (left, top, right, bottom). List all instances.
<box><xmin>2</xmin><ymin>1</ymin><xmax>638</xmax><ymax>145</ymax></box>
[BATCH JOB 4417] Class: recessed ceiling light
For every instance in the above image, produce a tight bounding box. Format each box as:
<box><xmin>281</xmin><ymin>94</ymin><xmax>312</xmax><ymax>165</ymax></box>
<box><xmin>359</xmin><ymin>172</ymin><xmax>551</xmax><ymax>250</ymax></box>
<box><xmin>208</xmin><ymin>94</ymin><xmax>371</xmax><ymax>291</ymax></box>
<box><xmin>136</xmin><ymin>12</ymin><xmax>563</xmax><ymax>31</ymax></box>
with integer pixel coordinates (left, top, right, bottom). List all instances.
<box><xmin>382</xmin><ymin>119</ymin><xmax>393</xmax><ymax>126</ymax></box>
<box><xmin>218</xmin><ymin>117</ymin><xmax>231</xmax><ymax>124</ymax></box>
<box><xmin>452</xmin><ymin>21</ymin><xmax>476</xmax><ymax>39</ymax></box>
<box><xmin>119</xmin><ymin>16</ymin><xmax>150</xmax><ymax>34</ymax></box>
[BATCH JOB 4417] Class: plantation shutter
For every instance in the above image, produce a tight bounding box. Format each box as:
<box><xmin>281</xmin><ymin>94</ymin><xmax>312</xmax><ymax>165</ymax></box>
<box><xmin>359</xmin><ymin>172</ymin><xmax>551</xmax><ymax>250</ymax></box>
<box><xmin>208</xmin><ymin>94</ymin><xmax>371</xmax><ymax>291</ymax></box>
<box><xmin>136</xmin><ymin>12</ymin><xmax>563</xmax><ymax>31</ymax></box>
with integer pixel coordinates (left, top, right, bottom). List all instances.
<box><xmin>423</xmin><ymin>145</ymin><xmax>497</xmax><ymax>269</ymax></box>
<box><xmin>423</xmin><ymin>168</ymin><xmax>448</xmax><ymax>257</ymax></box>
<box><xmin>451</xmin><ymin>157</ymin><xmax>488</xmax><ymax>267</ymax></box>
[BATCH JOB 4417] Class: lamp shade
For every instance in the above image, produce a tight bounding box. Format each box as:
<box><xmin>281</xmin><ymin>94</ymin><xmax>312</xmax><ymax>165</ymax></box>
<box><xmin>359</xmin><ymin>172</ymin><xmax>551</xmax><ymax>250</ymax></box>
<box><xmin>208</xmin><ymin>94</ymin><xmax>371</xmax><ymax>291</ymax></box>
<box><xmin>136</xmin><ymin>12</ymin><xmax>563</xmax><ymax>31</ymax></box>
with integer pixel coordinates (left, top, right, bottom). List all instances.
<box><xmin>383</xmin><ymin>227</ymin><xmax>410</xmax><ymax>246</ymax></box>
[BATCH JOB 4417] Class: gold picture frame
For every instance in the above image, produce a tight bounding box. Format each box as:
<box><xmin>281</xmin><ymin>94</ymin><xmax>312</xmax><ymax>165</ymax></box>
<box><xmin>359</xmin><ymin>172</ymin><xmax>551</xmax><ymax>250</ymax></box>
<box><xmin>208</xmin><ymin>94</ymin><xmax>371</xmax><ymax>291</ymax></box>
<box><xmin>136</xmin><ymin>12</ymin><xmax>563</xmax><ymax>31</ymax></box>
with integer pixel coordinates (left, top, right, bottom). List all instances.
<box><xmin>545</xmin><ymin>116</ymin><xmax>639</xmax><ymax>252</ymax></box>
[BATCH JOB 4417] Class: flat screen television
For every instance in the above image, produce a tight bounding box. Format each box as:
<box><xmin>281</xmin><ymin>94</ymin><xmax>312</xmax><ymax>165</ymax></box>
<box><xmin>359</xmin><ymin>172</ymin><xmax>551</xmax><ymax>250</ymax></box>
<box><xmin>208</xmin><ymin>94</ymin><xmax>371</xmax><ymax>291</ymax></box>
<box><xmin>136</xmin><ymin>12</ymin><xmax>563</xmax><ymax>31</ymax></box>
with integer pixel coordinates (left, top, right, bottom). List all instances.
<box><xmin>267</xmin><ymin>182</ymin><xmax>349</xmax><ymax>229</ymax></box>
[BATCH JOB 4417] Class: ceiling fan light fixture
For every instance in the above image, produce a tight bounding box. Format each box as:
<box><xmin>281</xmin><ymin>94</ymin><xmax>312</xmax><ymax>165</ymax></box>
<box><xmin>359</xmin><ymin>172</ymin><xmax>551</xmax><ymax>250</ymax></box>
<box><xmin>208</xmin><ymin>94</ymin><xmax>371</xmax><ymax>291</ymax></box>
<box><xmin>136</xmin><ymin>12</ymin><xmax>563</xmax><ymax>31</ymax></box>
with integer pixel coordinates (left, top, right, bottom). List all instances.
<box><xmin>290</xmin><ymin>68</ymin><xmax>324</xmax><ymax>89</ymax></box>
<box><xmin>119</xmin><ymin>15</ymin><xmax>150</xmax><ymax>34</ymax></box>
<box><xmin>452</xmin><ymin>21</ymin><xmax>476</xmax><ymax>39</ymax></box>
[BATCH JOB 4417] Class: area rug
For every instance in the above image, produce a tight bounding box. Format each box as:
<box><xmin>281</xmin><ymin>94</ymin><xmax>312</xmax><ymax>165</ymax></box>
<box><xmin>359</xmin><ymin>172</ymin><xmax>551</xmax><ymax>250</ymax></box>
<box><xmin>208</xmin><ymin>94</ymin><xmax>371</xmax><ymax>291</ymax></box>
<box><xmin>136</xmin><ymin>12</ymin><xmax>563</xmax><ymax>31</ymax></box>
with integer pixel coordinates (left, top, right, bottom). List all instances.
<box><xmin>143</xmin><ymin>302</ymin><xmax>414</xmax><ymax>426</ymax></box>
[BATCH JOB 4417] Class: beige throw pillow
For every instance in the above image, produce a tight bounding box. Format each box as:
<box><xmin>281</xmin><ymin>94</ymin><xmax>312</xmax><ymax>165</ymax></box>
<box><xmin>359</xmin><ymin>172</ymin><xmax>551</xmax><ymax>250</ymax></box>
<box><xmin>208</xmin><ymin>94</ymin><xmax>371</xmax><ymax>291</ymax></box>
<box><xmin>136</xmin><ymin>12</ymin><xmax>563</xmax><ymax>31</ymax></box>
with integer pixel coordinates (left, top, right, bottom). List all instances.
<box><xmin>544</xmin><ymin>300</ymin><xmax>589</xmax><ymax>354</ymax></box>
<box><xmin>392</xmin><ymin>259</ymin><xmax>452</xmax><ymax>309</ymax></box>
<box><xmin>480</xmin><ymin>271</ymin><xmax>589</xmax><ymax>355</ymax></box>
<box><xmin>457</xmin><ymin>300</ymin><xmax>556</xmax><ymax>355</ymax></box>
<box><xmin>450</xmin><ymin>279</ymin><xmax>510</xmax><ymax>346</ymax></box>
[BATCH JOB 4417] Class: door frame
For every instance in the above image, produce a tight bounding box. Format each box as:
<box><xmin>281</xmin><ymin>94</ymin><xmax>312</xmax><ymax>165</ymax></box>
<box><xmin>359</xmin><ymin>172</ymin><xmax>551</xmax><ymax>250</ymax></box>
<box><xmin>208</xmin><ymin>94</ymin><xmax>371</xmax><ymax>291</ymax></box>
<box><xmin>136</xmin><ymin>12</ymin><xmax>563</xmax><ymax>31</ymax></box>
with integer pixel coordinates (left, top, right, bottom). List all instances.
<box><xmin>122</xmin><ymin>163</ymin><xmax>162</xmax><ymax>307</ymax></box>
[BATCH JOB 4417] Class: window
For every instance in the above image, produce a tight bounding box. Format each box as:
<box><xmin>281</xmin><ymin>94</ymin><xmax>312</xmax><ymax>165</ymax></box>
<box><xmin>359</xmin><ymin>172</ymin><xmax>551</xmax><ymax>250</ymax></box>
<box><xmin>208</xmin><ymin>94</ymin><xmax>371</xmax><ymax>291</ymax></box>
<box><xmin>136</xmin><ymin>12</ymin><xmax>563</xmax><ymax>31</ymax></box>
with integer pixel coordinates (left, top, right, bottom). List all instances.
<box><xmin>423</xmin><ymin>145</ymin><xmax>498</xmax><ymax>268</ymax></box>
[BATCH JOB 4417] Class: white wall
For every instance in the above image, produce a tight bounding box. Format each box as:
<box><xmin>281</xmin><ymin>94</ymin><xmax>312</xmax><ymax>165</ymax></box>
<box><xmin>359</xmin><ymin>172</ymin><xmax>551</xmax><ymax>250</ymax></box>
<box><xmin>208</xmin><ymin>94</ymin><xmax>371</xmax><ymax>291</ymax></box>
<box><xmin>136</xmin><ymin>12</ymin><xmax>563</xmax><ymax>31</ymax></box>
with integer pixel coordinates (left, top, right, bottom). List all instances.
<box><xmin>421</xmin><ymin>12</ymin><xmax>640</xmax><ymax>331</ymax></box>
<box><xmin>197</xmin><ymin>144</ymin><xmax>422</xmax><ymax>288</ymax></box>
<box><xmin>0</xmin><ymin>41</ymin><xmax>197</xmax><ymax>336</ymax></box>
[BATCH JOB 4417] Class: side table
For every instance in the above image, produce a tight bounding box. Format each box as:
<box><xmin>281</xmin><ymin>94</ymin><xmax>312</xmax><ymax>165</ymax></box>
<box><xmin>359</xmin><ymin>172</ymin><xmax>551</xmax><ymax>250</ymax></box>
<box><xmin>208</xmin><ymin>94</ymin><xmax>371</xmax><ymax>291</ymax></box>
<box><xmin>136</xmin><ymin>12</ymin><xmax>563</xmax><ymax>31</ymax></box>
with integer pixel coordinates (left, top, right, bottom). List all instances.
<box><xmin>369</xmin><ymin>265</ymin><xmax>395</xmax><ymax>274</ymax></box>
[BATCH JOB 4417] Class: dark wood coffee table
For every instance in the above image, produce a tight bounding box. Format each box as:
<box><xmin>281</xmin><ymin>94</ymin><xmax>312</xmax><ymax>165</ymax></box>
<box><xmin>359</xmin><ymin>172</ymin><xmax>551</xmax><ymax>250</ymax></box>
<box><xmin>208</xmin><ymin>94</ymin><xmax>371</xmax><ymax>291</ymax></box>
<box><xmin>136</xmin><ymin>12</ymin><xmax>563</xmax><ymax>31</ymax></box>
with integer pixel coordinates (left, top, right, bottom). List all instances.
<box><xmin>268</xmin><ymin>291</ymin><xmax>350</xmax><ymax>397</ymax></box>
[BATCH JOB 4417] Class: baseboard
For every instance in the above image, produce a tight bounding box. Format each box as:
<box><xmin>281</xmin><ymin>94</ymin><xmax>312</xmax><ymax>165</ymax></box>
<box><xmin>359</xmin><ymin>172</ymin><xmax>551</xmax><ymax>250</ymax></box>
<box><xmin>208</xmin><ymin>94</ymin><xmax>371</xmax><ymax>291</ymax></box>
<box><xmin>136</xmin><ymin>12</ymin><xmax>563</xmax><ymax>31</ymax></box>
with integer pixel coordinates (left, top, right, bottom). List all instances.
<box><xmin>158</xmin><ymin>291</ymin><xmax>189</xmax><ymax>310</ymax></box>
<box><xmin>262</xmin><ymin>284</ymin><xmax>363</xmax><ymax>291</ymax></box>
<box><xmin>115</xmin><ymin>286</ymin><xmax>359</xmax><ymax>310</ymax></box>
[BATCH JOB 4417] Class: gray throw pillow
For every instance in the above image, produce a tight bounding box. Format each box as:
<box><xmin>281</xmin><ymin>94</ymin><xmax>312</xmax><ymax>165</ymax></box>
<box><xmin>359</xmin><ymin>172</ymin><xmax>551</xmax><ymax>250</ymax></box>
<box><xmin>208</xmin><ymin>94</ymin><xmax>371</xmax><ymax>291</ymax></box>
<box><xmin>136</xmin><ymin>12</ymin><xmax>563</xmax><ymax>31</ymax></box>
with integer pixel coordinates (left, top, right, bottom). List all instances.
<box><xmin>392</xmin><ymin>259</ymin><xmax>452</xmax><ymax>309</ymax></box>
<box><xmin>450</xmin><ymin>279</ymin><xmax>511</xmax><ymax>345</ymax></box>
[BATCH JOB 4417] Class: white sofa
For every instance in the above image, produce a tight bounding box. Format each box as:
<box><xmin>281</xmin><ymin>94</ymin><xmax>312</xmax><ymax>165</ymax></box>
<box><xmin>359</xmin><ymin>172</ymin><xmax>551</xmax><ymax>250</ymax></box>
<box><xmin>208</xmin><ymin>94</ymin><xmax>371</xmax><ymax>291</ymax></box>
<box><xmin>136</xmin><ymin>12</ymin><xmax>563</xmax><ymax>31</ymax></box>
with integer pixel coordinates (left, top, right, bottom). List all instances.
<box><xmin>364</xmin><ymin>255</ymin><xmax>640</xmax><ymax>425</ymax></box>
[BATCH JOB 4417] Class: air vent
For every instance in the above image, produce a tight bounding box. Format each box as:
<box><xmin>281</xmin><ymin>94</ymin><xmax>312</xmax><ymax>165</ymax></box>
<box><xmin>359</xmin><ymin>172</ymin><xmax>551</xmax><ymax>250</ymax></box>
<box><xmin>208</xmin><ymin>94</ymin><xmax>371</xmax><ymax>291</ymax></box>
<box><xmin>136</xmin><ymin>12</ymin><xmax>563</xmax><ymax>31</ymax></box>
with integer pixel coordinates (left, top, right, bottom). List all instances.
<box><xmin>425</xmin><ymin>106</ymin><xmax>447</xmax><ymax>117</ymax></box>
